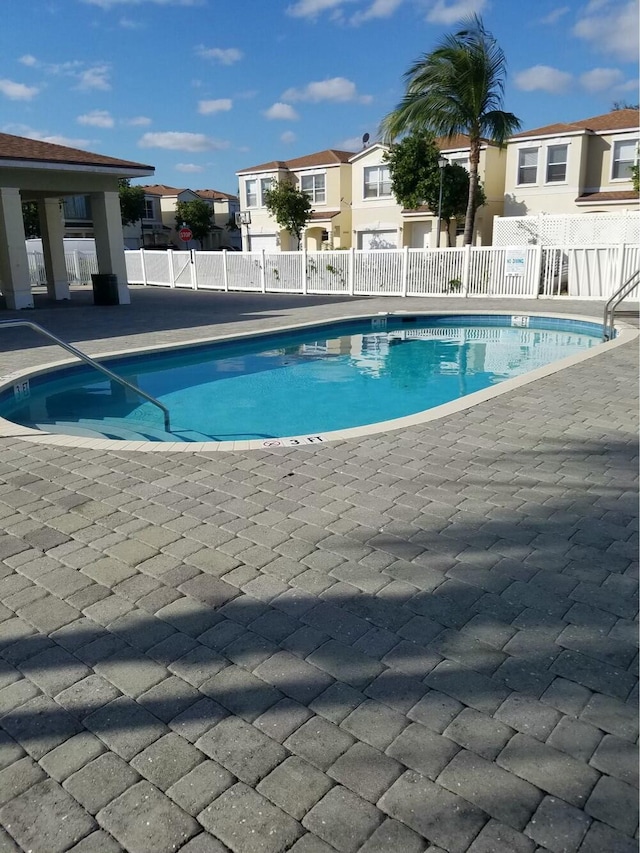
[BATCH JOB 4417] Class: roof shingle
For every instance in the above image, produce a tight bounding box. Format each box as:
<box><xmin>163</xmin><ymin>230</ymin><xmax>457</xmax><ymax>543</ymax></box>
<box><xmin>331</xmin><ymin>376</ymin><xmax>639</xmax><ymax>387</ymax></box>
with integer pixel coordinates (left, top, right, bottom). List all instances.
<box><xmin>238</xmin><ymin>149</ymin><xmax>355</xmax><ymax>174</ymax></box>
<box><xmin>511</xmin><ymin>108</ymin><xmax>639</xmax><ymax>140</ymax></box>
<box><xmin>0</xmin><ymin>132</ymin><xmax>153</xmax><ymax>171</ymax></box>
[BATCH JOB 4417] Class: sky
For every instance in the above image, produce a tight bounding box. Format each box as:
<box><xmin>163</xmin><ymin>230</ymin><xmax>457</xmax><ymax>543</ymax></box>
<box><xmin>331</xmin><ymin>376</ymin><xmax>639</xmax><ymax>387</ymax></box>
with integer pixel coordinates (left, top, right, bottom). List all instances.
<box><xmin>1</xmin><ymin>0</ymin><xmax>638</xmax><ymax>195</ymax></box>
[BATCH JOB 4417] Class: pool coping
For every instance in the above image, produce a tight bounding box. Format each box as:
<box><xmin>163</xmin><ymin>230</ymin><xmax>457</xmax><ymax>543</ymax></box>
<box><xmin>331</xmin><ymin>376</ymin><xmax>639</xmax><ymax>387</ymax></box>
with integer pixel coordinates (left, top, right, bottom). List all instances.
<box><xmin>0</xmin><ymin>309</ymin><xmax>636</xmax><ymax>453</ymax></box>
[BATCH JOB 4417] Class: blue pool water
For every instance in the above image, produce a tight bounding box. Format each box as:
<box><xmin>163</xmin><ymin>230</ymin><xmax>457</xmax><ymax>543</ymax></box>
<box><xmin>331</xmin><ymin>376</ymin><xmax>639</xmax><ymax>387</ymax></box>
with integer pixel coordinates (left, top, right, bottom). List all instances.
<box><xmin>0</xmin><ymin>315</ymin><xmax>602</xmax><ymax>442</ymax></box>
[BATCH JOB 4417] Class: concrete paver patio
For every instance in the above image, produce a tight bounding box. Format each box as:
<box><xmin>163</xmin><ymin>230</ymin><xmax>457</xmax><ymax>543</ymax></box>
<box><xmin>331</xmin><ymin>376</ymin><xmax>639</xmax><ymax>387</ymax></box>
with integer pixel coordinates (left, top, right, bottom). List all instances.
<box><xmin>0</xmin><ymin>286</ymin><xmax>637</xmax><ymax>853</ymax></box>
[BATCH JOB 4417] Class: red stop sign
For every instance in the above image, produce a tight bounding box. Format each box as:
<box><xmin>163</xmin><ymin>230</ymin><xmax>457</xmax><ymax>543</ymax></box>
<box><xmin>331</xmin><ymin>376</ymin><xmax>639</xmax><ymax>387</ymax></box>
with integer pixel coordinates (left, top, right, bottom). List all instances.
<box><xmin>179</xmin><ymin>227</ymin><xmax>193</xmax><ymax>242</ymax></box>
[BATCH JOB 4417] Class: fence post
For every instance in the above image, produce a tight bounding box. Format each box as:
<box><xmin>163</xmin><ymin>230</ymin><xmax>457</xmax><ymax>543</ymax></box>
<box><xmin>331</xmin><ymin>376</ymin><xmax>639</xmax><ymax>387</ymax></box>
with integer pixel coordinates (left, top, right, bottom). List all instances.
<box><xmin>72</xmin><ymin>251</ymin><xmax>81</xmax><ymax>284</ymax></box>
<box><xmin>348</xmin><ymin>247</ymin><xmax>355</xmax><ymax>296</ymax></box>
<box><xmin>401</xmin><ymin>246</ymin><xmax>409</xmax><ymax>297</ymax></box>
<box><xmin>222</xmin><ymin>250</ymin><xmax>229</xmax><ymax>292</ymax></box>
<box><xmin>260</xmin><ymin>249</ymin><xmax>267</xmax><ymax>293</ymax></box>
<box><xmin>139</xmin><ymin>248</ymin><xmax>148</xmax><ymax>286</ymax></box>
<box><xmin>301</xmin><ymin>246</ymin><xmax>308</xmax><ymax>295</ymax></box>
<box><xmin>462</xmin><ymin>245</ymin><xmax>471</xmax><ymax>297</ymax></box>
<box><xmin>190</xmin><ymin>249</ymin><xmax>198</xmax><ymax>290</ymax></box>
<box><xmin>531</xmin><ymin>244</ymin><xmax>543</xmax><ymax>298</ymax></box>
<box><xmin>167</xmin><ymin>250</ymin><xmax>175</xmax><ymax>288</ymax></box>
<box><xmin>616</xmin><ymin>244</ymin><xmax>626</xmax><ymax>296</ymax></box>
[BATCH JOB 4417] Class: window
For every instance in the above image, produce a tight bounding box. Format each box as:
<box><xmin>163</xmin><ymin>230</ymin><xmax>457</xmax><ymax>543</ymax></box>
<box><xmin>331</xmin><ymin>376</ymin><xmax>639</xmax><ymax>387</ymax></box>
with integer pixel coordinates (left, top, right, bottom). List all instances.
<box><xmin>364</xmin><ymin>165</ymin><xmax>392</xmax><ymax>198</ymax></box>
<box><xmin>260</xmin><ymin>177</ymin><xmax>274</xmax><ymax>205</ymax></box>
<box><xmin>449</xmin><ymin>157</ymin><xmax>469</xmax><ymax>171</ymax></box>
<box><xmin>143</xmin><ymin>199</ymin><xmax>155</xmax><ymax>220</ymax></box>
<box><xmin>517</xmin><ymin>148</ymin><xmax>538</xmax><ymax>184</ymax></box>
<box><xmin>300</xmin><ymin>174</ymin><xmax>326</xmax><ymax>204</ymax></box>
<box><xmin>63</xmin><ymin>196</ymin><xmax>91</xmax><ymax>220</ymax></box>
<box><xmin>245</xmin><ymin>179</ymin><xmax>257</xmax><ymax>207</ymax></box>
<box><xmin>546</xmin><ymin>145</ymin><xmax>568</xmax><ymax>183</ymax></box>
<box><xmin>612</xmin><ymin>139</ymin><xmax>638</xmax><ymax>180</ymax></box>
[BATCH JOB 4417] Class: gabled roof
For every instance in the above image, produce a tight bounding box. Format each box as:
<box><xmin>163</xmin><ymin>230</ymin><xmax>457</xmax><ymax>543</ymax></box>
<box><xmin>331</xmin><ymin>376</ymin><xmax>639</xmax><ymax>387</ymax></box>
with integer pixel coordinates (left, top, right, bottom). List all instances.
<box><xmin>0</xmin><ymin>132</ymin><xmax>153</xmax><ymax>172</ymax></box>
<box><xmin>195</xmin><ymin>189</ymin><xmax>239</xmax><ymax>201</ymax></box>
<box><xmin>511</xmin><ymin>108</ymin><xmax>639</xmax><ymax>140</ymax></box>
<box><xmin>141</xmin><ymin>184</ymin><xmax>186</xmax><ymax>196</ymax></box>
<box><xmin>238</xmin><ymin>149</ymin><xmax>355</xmax><ymax>174</ymax></box>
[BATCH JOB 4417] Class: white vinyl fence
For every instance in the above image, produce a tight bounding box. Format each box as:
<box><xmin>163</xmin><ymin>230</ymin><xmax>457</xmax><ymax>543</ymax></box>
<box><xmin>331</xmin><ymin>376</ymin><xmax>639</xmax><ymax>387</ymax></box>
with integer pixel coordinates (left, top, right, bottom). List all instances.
<box><xmin>122</xmin><ymin>244</ymin><xmax>639</xmax><ymax>300</ymax></box>
<box><xmin>28</xmin><ymin>251</ymin><xmax>98</xmax><ymax>286</ymax></box>
<box><xmin>493</xmin><ymin>211</ymin><xmax>640</xmax><ymax>247</ymax></box>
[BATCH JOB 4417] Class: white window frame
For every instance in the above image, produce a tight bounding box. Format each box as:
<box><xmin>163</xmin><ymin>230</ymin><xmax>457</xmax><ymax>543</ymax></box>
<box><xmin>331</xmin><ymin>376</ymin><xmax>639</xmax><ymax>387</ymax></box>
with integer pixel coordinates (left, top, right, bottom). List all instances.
<box><xmin>545</xmin><ymin>144</ymin><xmax>568</xmax><ymax>184</ymax></box>
<box><xmin>448</xmin><ymin>156</ymin><xmax>469</xmax><ymax>171</ymax></box>
<box><xmin>142</xmin><ymin>199</ymin><xmax>155</xmax><ymax>220</ymax></box>
<box><xmin>363</xmin><ymin>165</ymin><xmax>392</xmax><ymax>199</ymax></box>
<box><xmin>245</xmin><ymin>179</ymin><xmax>258</xmax><ymax>208</ymax></box>
<box><xmin>260</xmin><ymin>177</ymin><xmax>275</xmax><ymax>207</ymax></box>
<box><xmin>517</xmin><ymin>147</ymin><xmax>539</xmax><ymax>186</ymax></box>
<box><xmin>300</xmin><ymin>172</ymin><xmax>326</xmax><ymax>204</ymax></box>
<box><xmin>611</xmin><ymin>138</ymin><xmax>638</xmax><ymax>181</ymax></box>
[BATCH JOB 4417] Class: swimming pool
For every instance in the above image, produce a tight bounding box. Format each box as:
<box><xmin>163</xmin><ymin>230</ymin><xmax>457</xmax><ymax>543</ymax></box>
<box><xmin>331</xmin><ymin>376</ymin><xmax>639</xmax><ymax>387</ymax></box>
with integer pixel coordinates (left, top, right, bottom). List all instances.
<box><xmin>0</xmin><ymin>313</ymin><xmax>608</xmax><ymax>449</ymax></box>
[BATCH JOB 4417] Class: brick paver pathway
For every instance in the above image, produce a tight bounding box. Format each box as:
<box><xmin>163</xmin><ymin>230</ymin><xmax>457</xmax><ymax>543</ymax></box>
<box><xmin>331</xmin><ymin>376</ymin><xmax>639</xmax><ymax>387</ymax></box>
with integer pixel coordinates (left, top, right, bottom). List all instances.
<box><xmin>0</xmin><ymin>288</ymin><xmax>637</xmax><ymax>853</ymax></box>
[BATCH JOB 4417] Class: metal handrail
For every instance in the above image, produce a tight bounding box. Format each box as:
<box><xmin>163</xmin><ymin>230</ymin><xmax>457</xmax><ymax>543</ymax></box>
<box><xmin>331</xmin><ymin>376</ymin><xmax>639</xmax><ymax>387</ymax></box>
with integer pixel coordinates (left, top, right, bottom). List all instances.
<box><xmin>0</xmin><ymin>320</ymin><xmax>170</xmax><ymax>432</ymax></box>
<box><xmin>603</xmin><ymin>269</ymin><xmax>640</xmax><ymax>341</ymax></box>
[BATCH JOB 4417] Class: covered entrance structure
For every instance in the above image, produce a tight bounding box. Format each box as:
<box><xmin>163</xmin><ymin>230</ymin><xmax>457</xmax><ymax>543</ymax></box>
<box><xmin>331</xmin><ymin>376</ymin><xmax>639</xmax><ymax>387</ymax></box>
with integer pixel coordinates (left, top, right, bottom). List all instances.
<box><xmin>0</xmin><ymin>133</ymin><xmax>154</xmax><ymax>309</ymax></box>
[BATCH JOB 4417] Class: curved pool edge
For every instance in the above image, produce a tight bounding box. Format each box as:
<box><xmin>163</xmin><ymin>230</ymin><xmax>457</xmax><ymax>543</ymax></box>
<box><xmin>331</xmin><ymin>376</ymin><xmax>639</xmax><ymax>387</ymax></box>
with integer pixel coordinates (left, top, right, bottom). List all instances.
<box><xmin>0</xmin><ymin>310</ymin><xmax>636</xmax><ymax>453</ymax></box>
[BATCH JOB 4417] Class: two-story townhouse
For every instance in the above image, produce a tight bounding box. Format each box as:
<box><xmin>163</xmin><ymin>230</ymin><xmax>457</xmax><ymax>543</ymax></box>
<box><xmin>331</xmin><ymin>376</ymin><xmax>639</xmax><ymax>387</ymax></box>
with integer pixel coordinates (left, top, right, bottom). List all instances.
<box><xmin>503</xmin><ymin>108</ymin><xmax>639</xmax><ymax>216</ymax></box>
<box><xmin>194</xmin><ymin>189</ymin><xmax>241</xmax><ymax>250</ymax></box>
<box><xmin>349</xmin><ymin>137</ymin><xmax>506</xmax><ymax>248</ymax></box>
<box><xmin>236</xmin><ymin>150</ymin><xmax>354</xmax><ymax>251</ymax></box>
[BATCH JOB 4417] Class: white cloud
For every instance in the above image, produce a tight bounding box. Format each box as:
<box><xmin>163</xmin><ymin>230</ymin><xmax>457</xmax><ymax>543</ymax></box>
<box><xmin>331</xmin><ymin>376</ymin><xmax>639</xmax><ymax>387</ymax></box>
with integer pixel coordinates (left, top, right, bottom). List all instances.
<box><xmin>76</xmin><ymin>65</ymin><xmax>111</xmax><ymax>91</ymax></box>
<box><xmin>514</xmin><ymin>65</ymin><xmax>573</xmax><ymax>95</ymax></box>
<box><xmin>9</xmin><ymin>126</ymin><xmax>92</xmax><ymax>148</ymax></box>
<box><xmin>281</xmin><ymin>130</ymin><xmax>297</xmax><ymax>143</ymax></box>
<box><xmin>19</xmin><ymin>54</ymin><xmax>38</xmax><ymax>67</ymax></box>
<box><xmin>286</xmin><ymin>0</ymin><xmax>354</xmax><ymax>19</ymax></box>
<box><xmin>580</xmin><ymin>67</ymin><xmax>623</xmax><ymax>93</ymax></box>
<box><xmin>336</xmin><ymin>134</ymin><xmax>366</xmax><ymax>150</ymax></box>
<box><xmin>0</xmin><ymin>79</ymin><xmax>39</xmax><ymax>100</ymax></box>
<box><xmin>119</xmin><ymin>16</ymin><xmax>143</xmax><ymax>27</ymax></box>
<box><xmin>123</xmin><ymin>116</ymin><xmax>152</xmax><ymax>126</ymax></box>
<box><xmin>426</xmin><ymin>0</ymin><xmax>487</xmax><ymax>25</ymax></box>
<box><xmin>351</xmin><ymin>0</ymin><xmax>403</xmax><ymax>24</ymax></box>
<box><xmin>175</xmin><ymin>162</ymin><xmax>204</xmax><ymax>173</ymax></box>
<box><xmin>77</xmin><ymin>109</ymin><xmax>114</xmax><ymax>128</ymax></box>
<box><xmin>282</xmin><ymin>77</ymin><xmax>372</xmax><ymax>103</ymax></box>
<box><xmin>195</xmin><ymin>46</ymin><xmax>243</xmax><ymax>65</ymax></box>
<box><xmin>538</xmin><ymin>6</ymin><xmax>570</xmax><ymax>25</ymax></box>
<box><xmin>198</xmin><ymin>98</ymin><xmax>232</xmax><ymax>115</ymax></box>
<box><xmin>573</xmin><ymin>0</ymin><xmax>639</xmax><ymax>61</ymax></box>
<box><xmin>264</xmin><ymin>102</ymin><xmax>300</xmax><ymax>120</ymax></box>
<box><xmin>138</xmin><ymin>131</ymin><xmax>229</xmax><ymax>152</ymax></box>
<box><xmin>82</xmin><ymin>0</ymin><xmax>203</xmax><ymax>8</ymax></box>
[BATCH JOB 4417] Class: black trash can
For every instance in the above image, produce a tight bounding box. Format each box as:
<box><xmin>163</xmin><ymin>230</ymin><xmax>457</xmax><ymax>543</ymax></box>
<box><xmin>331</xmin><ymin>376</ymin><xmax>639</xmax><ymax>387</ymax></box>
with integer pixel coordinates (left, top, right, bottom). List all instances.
<box><xmin>91</xmin><ymin>273</ymin><xmax>120</xmax><ymax>305</ymax></box>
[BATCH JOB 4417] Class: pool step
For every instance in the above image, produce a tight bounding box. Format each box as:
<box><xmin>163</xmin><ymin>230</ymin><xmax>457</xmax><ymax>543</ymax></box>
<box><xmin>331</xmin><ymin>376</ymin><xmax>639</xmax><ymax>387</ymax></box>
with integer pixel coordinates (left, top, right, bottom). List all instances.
<box><xmin>31</xmin><ymin>418</ymin><xmax>213</xmax><ymax>443</ymax></box>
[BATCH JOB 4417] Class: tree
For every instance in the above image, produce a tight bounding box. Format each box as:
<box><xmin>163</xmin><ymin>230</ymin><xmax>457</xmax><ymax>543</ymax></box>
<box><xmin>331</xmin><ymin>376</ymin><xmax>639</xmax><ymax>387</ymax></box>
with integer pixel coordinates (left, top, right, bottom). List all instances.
<box><xmin>118</xmin><ymin>179</ymin><xmax>146</xmax><ymax>227</ymax></box>
<box><xmin>611</xmin><ymin>101</ymin><xmax>639</xmax><ymax>111</ymax></box>
<box><xmin>384</xmin><ymin>132</ymin><xmax>486</xmax><ymax>245</ymax></box>
<box><xmin>174</xmin><ymin>198</ymin><xmax>215</xmax><ymax>246</ymax></box>
<box><xmin>22</xmin><ymin>202</ymin><xmax>41</xmax><ymax>238</ymax></box>
<box><xmin>380</xmin><ymin>14</ymin><xmax>520</xmax><ymax>245</ymax></box>
<box><xmin>263</xmin><ymin>180</ymin><xmax>312</xmax><ymax>249</ymax></box>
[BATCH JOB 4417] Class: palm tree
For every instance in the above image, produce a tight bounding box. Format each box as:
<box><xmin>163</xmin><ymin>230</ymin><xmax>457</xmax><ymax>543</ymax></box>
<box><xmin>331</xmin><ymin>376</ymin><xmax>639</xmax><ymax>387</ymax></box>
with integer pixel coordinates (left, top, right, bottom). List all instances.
<box><xmin>380</xmin><ymin>14</ymin><xmax>521</xmax><ymax>245</ymax></box>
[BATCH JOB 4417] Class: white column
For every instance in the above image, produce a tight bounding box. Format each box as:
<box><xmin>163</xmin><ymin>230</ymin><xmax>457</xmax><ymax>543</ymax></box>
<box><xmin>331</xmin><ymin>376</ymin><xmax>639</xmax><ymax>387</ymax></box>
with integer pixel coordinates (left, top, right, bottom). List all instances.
<box><xmin>39</xmin><ymin>197</ymin><xmax>70</xmax><ymax>300</ymax></box>
<box><xmin>0</xmin><ymin>187</ymin><xmax>33</xmax><ymax>309</ymax></box>
<box><xmin>90</xmin><ymin>190</ymin><xmax>130</xmax><ymax>305</ymax></box>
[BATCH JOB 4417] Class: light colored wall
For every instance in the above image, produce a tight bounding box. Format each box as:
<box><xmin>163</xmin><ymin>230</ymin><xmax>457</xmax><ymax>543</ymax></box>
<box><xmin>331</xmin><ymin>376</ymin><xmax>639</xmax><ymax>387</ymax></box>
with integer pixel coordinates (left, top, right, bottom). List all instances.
<box><xmin>504</xmin><ymin>128</ymin><xmax>638</xmax><ymax>216</ymax></box>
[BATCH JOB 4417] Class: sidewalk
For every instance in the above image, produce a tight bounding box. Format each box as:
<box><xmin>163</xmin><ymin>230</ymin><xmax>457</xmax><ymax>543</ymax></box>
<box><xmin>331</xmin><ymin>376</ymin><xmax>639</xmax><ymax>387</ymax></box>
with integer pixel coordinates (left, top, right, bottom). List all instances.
<box><xmin>0</xmin><ymin>288</ymin><xmax>637</xmax><ymax>853</ymax></box>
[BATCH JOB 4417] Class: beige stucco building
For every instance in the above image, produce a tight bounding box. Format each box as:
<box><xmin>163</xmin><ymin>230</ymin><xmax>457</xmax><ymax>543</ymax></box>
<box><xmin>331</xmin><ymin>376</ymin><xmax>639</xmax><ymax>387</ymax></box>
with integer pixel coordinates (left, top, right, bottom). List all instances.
<box><xmin>503</xmin><ymin>108</ymin><xmax>639</xmax><ymax>216</ymax></box>
<box><xmin>133</xmin><ymin>185</ymin><xmax>240</xmax><ymax>250</ymax></box>
<box><xmin>236</xmin><ymin>150</ymin><xmax>354</xmax><ymax>251</ymax></box>
<box><xmin>349</xmin><ymin>138</ymin><xmax>506</xmax><ymax>249</ymax></box>
<box><xmin>0</xmin><ymin>133</ymin><xmax>153</xmax><ymax>309</ymax></box>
